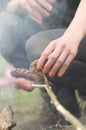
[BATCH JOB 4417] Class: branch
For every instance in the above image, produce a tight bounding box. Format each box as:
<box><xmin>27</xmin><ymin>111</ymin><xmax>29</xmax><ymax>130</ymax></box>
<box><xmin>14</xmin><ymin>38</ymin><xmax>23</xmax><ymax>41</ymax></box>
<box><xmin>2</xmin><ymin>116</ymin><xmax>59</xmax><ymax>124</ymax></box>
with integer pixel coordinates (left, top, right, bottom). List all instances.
<box><xmin>32</xmin><ymin>83</ymin><xmax>86</xmax><ymax>130</ymax></box>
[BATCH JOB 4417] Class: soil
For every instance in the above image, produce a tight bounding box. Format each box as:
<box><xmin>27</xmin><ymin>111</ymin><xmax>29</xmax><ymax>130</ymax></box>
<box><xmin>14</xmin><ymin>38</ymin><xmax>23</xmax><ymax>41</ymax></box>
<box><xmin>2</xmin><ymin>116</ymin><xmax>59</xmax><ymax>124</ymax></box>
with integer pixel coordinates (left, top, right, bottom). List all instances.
<box><xmin>12</xmin><ymin>111</ymin><xmax>86</xmax><ymax>130</ymax></box>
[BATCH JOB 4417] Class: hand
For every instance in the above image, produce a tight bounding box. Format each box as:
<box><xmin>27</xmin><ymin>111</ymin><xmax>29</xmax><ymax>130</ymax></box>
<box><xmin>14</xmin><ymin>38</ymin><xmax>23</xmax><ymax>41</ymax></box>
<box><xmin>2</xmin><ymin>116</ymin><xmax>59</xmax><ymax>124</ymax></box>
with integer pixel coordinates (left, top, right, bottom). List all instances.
<box><xmin>14</xmin><ymin>78</ymin><xmax>34</xmax><ymax>92</ymax></box>
<box><xmin>7</xmin><ymin>0</ymin><xmax>55</xmax><ymax>23</ymax></box>
<box><xmin>37</xmin><ymin>30</ymin><xmax>81</xmax><ymax>77</ymax></box>
<box><xmin>20</xmin><ymin>0</ymin><xmax>55</xmax><ymax>23</ymax></box>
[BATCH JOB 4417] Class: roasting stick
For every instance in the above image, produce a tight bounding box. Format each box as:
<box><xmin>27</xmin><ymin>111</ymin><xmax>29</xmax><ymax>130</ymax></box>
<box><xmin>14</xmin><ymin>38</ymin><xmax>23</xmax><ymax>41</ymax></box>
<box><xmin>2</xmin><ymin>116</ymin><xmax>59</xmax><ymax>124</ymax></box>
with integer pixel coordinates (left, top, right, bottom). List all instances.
<box><xmin>32</xmin><ymin>84</ymin><xmax>46</xmax><ymax>88</ymax></box>
<box><xmin>32</xmin><ymin>82</ymin><xmax>85</xmax><ymax>130</ymax></box>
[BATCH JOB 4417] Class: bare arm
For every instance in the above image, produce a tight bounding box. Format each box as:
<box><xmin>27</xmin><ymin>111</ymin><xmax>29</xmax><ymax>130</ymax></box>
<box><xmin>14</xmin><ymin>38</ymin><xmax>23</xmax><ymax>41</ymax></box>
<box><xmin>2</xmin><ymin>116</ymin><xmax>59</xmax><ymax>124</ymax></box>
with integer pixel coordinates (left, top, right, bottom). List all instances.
<box><xmin>37</xmin><ymin>0</ymin><xmax>86</xmax><ymax>77</ymax></box>
<box><xmin>65</xmin><ymin>0</ymin><xmax>86</xmax><ymax>40</ymax></box>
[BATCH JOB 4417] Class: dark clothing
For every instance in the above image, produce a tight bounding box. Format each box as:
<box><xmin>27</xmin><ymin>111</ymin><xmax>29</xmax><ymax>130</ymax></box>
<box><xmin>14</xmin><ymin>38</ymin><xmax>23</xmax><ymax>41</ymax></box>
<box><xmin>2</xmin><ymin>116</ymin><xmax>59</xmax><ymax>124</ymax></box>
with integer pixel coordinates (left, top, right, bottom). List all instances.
<box><xmin>43</xmin><ymin>0</ymin><xmax>80</xmax><ymax>28</ymax></box>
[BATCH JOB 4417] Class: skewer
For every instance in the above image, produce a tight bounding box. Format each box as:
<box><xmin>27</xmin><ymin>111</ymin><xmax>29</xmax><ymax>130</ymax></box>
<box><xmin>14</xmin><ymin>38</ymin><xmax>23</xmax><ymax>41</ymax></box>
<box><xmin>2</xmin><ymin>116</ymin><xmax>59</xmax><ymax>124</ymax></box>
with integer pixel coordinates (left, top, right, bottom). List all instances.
<box><xmin>32</xmin><ymin>84</ymin><xmax>46</xmax><ymax>88</ymax></box>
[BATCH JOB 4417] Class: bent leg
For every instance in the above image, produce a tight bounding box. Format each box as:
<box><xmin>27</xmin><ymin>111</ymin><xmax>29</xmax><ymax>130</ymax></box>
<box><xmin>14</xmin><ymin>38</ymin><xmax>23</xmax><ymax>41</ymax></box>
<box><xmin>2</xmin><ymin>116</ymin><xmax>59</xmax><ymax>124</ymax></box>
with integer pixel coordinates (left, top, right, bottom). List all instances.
<box><xmin>0</xmin><ymin>11</ymin><xmax>29</xmax><ymax>67</ymax></box>
<box><xmin>0</xmin><ymin>11</ymin><xmax>42</xmax><ymax>68</ymax></box>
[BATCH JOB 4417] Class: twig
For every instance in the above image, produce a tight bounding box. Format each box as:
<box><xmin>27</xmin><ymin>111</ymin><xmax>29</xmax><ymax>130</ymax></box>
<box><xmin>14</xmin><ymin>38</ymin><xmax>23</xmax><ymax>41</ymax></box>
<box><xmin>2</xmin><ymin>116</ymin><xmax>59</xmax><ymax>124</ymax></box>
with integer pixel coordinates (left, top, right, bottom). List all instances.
<box><xmin>32</xmin><ymin>83</ymin><xmax>85</xmax><ymax>130</ymax></box>
<box><xmin>32</xmin><ymin>84</ymin><xmax>46</xmax><ymax>88</ymax></box>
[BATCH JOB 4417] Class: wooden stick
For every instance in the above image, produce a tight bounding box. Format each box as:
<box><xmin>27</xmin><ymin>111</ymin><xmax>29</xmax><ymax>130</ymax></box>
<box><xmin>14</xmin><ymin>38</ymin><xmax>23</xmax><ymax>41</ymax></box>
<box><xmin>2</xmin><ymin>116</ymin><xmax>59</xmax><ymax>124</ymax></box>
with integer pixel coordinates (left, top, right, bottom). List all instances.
<box><xmin>32</xmin><ymin>84</ymin><xmax>46</xmax><ymax>88</ymax></box>
<box><xmin>32</xmin><ymin>83</ymin><xmax>85</xmax><ymax>130</ymax></box>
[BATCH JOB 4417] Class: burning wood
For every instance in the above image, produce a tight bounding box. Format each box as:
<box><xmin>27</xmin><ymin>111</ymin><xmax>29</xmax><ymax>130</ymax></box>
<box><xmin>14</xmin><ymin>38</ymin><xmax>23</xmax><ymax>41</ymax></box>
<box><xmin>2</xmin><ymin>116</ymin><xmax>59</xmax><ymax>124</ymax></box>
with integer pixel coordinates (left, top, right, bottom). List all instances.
<box><xmin>11</xmin><ymin>59</ymin><xmax>85</xmax><ymax>130</ymax></box>
<box><xmin>0</xmin><ymin>105</ymin><xmax>16</xmax><ymax>130</ymax></box>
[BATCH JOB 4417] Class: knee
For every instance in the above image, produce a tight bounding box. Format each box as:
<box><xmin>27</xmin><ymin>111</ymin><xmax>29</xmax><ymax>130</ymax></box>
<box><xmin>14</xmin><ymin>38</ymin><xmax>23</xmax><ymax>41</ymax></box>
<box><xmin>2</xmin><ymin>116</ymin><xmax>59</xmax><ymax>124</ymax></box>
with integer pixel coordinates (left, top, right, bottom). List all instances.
<box><xmin>25</xmin><ymin>38</ymin><xmax>40</xmax><ymax>63</ymax></box>
<box><xmin>25</xmin><ymin>32</ymin><xmax>47</xmax><ymax>63</ymax></box>
<box><xmin>25</xmin><ymin>29</ymin><xmax>66</xmax><ymax>63</ymax></box>
<box><xmin>0</xmin><ymin>12</ymin><xmax>28</xmax><ymax>67</ymax></box>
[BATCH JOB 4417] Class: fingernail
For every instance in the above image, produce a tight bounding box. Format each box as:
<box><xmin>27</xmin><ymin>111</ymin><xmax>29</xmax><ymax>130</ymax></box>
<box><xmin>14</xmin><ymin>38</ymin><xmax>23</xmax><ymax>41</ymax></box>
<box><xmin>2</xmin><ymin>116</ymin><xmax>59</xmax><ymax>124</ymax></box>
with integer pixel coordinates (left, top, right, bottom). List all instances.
<box><xmin>58</xmin><ymin>73</ymin><xmax>62</xmax><ymax>77</ymax></box>
<box><xmin>48</xmin><ymin>6</ymin><xmax>53</xmax><ymax>11</ymax></box>
<box><xmin>45</xmin><ymin>12</ymin><xmax>50</xmax><ymax>17</ymax></box>
<box><xmin>37</xmin><ymin>65</ymin><xmax>41</xmax><ymax>70</ymax></box>
<box><xmin>49</xmin><ymin>72</ymin><xmax>53</xmax><ymax>77</ymax></box>
<box><xmin>43</xmin><ymin>69</ymin><xmax>47</xmax><ymax>74</ymax></box>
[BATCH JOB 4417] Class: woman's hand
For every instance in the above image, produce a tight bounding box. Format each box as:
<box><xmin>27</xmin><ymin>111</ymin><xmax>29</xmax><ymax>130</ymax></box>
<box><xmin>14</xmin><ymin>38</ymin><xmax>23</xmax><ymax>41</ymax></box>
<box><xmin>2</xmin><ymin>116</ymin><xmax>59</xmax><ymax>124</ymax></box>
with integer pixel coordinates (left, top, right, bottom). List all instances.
<box><xmin>7</xmin><ymin>0</ymin><xmax>55</xmax><ymax>23</ymax></box>
<box><xmin>37</xmin><ymin>30</ymin><xmax>81</xmax><ymax>77</ymax></box>
<box><xmin>21</xmin><ymin>0</ymin><xmax>54</xmax><ymax>17</ymax></box>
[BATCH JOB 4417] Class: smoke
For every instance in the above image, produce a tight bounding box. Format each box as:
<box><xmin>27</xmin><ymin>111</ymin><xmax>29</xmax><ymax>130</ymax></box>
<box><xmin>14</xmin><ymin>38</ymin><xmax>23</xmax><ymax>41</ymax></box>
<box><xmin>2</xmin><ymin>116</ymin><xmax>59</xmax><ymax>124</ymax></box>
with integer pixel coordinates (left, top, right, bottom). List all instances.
<box><xmin>0</xmin><ymin>62</ymin><xmax>15</xmax><ymax>99</ymax></box>
<box><xmin>0</xmin><ymin>86</ymin><xmax>15</xmax><ymax>100</ymax></box>
<box><xmin>0</xmin><ymin>0</ymin><xmax>10</xmax><ymax>11</ymax></box>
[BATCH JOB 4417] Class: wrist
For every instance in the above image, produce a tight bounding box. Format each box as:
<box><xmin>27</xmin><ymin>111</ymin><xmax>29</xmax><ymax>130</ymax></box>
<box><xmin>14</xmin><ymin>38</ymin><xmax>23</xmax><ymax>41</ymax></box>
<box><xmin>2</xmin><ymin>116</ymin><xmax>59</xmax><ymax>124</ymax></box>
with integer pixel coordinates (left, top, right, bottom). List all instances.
<box><xmin>64</xmin><ymin>24</ymin><xmax>85</xmax><ymax>45</ymax></box>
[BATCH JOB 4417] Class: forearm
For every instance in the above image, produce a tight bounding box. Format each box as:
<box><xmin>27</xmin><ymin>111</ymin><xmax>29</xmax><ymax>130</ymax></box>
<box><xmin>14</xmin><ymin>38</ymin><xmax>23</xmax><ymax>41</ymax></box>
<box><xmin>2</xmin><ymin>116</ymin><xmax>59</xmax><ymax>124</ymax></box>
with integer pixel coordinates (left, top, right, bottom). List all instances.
<box><xmin>65</xmin><ymin>0</ymin><xmax>86</xmax><ymax>42</ymax></box>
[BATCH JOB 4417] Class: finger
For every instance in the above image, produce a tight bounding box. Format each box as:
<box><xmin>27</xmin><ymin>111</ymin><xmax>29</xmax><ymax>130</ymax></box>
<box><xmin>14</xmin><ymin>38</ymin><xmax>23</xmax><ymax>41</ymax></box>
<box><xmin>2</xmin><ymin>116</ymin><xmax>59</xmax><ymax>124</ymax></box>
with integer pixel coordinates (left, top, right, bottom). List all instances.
<box><xmin>58</xmin><ymin>53</ymin><xmax>75</xmax><ymax>77</ymax></box>
<box><xmin>14</xmin><ymin>78</ymin><xmax>34</xmax><ymax>92</ymax></box>
<box><xmin>37</xmin><ymin>41</ymin><xmax>55</xmax><ymax>70</ymax></box>
<box><xmin>49</xmin><ymin>49</ymin><xmax>69</xmax><ymax>77</ymax></box>
<box><xmin>28</xmin><ymin>0</ymin><xmax>50</xmax><ymax>17</ymax></box>
<box><xmin>42</xmin><ymin>42</ymin><xmax>65</xmax><ymax>74</ymax></box>
<box><xmin>21</xmin><ymin>1</ymin><xmax>42</xmax><ymax>23</ymax></box>
<box><xmin>47</xmin><ymin>0</ymin><xmax>56</xmax><ymax>4</ymax></box>
<box><xmin>21</xmin><ymin>1</ymin><xmax>32</xmax><ymax>12</ymax></box>
<box><xmin>36</xmin><ymin>0</ymin><xmax>53</xmax><ymax>11</ymax></box>
<box><xmin>30</xmin><ymin>10</ymin><xmax>42</xmax><ymax>24</ymax></box>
